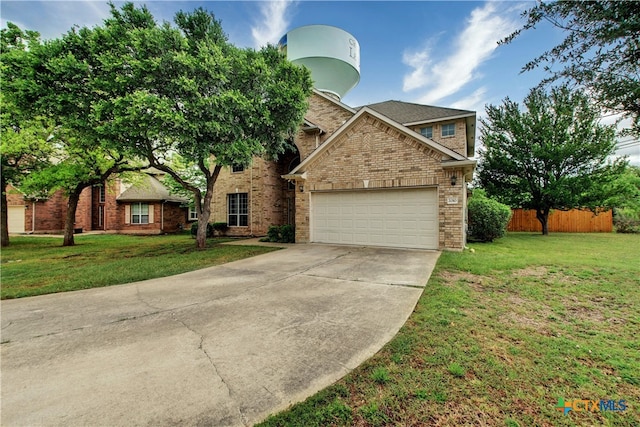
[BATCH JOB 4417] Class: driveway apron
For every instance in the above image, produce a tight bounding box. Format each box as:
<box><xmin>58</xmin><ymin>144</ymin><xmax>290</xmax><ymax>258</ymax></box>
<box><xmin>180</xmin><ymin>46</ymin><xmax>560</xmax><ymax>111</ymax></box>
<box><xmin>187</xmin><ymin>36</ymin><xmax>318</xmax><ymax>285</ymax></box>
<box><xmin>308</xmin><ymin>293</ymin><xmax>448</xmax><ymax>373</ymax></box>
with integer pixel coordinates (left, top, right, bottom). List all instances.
<box><xmin>1</xmin><ymin>244</ymin><xmax>439</xmax><ymax>426</ymax></box>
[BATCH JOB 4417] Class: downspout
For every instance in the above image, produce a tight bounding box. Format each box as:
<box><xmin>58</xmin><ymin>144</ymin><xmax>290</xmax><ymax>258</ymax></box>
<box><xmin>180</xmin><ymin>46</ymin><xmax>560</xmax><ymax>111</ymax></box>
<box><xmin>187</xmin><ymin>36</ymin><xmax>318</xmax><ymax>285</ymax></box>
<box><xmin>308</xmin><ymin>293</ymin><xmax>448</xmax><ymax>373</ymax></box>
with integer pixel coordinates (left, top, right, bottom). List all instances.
<box><xmin>161</xmin><ymin>201</ymin><xmax>165</xmax><ymax>233</ymax></box>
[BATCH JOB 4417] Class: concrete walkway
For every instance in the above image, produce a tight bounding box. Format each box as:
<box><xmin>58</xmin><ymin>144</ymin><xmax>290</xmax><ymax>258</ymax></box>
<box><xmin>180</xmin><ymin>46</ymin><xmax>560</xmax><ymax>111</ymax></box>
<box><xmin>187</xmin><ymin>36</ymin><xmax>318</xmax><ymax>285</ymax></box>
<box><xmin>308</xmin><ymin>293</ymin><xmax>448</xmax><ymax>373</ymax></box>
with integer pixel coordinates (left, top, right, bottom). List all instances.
<box><xmin>1</xmin><ymin>244</ymin><xmax>439</xmax><ymax>426</ymax></box>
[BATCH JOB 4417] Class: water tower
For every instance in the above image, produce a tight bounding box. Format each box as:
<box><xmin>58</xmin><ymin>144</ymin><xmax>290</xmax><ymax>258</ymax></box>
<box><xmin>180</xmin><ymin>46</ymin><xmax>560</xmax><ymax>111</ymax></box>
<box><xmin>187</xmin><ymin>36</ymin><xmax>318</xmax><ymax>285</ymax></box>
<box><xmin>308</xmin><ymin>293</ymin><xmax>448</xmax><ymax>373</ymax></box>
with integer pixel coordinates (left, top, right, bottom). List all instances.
<box><xmin>279</xmin><ymin>25</ymin><xmax>360</xmax><ymax>100</ymax></box>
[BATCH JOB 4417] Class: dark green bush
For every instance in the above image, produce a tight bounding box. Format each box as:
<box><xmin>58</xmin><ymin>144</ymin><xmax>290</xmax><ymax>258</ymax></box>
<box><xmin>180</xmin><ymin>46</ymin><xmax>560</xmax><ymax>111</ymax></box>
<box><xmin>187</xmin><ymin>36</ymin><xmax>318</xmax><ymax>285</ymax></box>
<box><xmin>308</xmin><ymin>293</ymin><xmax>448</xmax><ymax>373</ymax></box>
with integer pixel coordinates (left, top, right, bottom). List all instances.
<box><xmin>614</xmin><ymin>209</ymin><xmax>640</xmax><ymax>233</ymax></box>
<box><xmin>264</xmin><ymin>224</ymin><xmax>295</xmax><ymax>243</ymax></box>
<box><xmin>190</xmin><ymin>222</ymin><xmax>214</xmax><ymax>238</ymax></box>
<box><xmin>467</xmin><ymin>191</ymin><xmax>512</xmax><ymax>242</ymax></box>
<box><xmin>211</xmin><ymin>222</ymin><xmax>228</xmax><ymax>236</ymax></box>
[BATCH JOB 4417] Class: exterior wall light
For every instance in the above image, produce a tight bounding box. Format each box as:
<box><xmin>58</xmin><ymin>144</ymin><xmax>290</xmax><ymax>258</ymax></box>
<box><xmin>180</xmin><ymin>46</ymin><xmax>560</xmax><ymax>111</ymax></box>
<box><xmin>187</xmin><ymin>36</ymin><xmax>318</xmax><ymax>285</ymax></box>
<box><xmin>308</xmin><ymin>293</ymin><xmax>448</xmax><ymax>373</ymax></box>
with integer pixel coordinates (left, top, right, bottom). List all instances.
<box><xmin>450</xmin><ymin>174</ymin><xmax>457</xmax><ymax>186</ymax></box>
<box><xmin>299</xmin><ymin>185</ymin><xmax>304</xmax><ymax>193</ymax></box>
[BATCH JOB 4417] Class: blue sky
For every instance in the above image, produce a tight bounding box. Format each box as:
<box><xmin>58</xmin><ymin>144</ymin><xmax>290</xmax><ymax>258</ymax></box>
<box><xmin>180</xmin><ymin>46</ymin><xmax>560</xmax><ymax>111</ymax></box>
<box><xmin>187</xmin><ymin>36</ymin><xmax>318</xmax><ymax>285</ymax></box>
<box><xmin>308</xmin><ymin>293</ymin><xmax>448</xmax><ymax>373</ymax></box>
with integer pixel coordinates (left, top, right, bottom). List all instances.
<box><xmin>1</xmin><ymin>1</ymin><xmax>637</xmax><ymax>163</ymax></box>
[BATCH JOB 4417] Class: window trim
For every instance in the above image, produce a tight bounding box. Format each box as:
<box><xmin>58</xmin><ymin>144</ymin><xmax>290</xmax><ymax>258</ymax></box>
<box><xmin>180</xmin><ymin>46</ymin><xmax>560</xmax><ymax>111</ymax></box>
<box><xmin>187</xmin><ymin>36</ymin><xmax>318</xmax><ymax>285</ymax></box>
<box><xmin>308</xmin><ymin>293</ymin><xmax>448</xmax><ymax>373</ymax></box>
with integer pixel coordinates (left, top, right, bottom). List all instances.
<box><xmin>188</xmin><ymin>206</ymin><xmax>198</xmax><ymax>221</ymax></box>
<box><xmin>227</xmin><ymin>193</ymin><xmax>248</xmax><ymax>227</ymax></box>
<box><xmin>131</xmin><ymin>202</ymin><xmax>149</xmax><ymax>224</ymax></box>
<box><xmin>441</xmin><ymin>123</ymin><xmax>456</xmax><ymax>137</ymax></box>
<box><xmin>420</xmin><ymin>126</ymin><xmax>433</xmax><ymax>139</ymax></box>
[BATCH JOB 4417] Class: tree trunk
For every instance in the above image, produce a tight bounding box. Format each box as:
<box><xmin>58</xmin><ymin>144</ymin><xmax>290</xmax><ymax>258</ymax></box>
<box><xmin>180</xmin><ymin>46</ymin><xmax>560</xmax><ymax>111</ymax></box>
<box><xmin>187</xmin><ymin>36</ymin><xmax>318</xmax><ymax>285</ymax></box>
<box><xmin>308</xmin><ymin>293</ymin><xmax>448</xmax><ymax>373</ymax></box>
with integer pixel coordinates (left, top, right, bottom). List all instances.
<box><xmin>194</xmin><ymin>165</ymin><xmax>222</xmax><ymax>250</ymax></box>
<box><xmin>1</xmin><ymin>176</ymin><xmax>9</xmax><ymax>247</ymax></box>
<box><xmin>536</xmin><ymin>208</ymin><xmax>550</xmax><ymax>235</ymax></box>
<box><xmin>63</xmin><ymin>188</ymin><xmax>82</xmax><ymax>246</ymax></box>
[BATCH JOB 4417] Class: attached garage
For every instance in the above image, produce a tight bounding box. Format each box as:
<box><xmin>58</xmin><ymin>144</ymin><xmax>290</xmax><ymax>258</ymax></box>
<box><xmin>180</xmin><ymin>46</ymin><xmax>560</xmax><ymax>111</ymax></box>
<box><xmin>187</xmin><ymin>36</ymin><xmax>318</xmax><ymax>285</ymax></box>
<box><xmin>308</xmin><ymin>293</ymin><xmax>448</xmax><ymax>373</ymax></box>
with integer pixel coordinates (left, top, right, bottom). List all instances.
<box><xmin>8</xmin><ymin>205</ymin><xmax>26</xmax><ymax>233</ymax></box>
<box><xmin>311</xmin><ymin>188</ymin><xmax>438</xmax><ymax>249</ymax></box>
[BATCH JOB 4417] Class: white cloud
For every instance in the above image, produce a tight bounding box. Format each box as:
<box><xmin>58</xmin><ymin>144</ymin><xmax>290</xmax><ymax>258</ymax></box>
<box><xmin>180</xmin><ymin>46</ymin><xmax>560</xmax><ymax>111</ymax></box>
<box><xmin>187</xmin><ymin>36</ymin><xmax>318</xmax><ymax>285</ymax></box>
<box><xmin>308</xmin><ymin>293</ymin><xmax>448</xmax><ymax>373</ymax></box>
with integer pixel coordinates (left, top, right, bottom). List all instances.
<box><xmin>1</xmin><ymin>1</ymin><xmax>111</xmax><ymax>40</ymax></box>
<box><xmin>450</xmin><ymin>87</ymin><xmax>488</xmax><ymax>112</ymax></box>
<box><xmin>402</xmin><ymin>2</ymin><xmax>520</xmax><ymax>105</ymax></box>
<box><xmin>251</xmin><ymin>1</ymin><xmax>295</xmax><ymax>48</ymax></box>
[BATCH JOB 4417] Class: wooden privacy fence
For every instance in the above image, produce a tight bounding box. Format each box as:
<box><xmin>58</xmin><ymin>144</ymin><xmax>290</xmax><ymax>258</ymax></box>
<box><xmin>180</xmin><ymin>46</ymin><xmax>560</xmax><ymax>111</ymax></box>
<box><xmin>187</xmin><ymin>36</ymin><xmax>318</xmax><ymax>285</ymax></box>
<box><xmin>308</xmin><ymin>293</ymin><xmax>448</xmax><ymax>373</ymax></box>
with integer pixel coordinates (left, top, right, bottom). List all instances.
<box><xmin>507</xmin><ymin>209</ymin><xmax>613</xmax><ymax>233</ymax></box>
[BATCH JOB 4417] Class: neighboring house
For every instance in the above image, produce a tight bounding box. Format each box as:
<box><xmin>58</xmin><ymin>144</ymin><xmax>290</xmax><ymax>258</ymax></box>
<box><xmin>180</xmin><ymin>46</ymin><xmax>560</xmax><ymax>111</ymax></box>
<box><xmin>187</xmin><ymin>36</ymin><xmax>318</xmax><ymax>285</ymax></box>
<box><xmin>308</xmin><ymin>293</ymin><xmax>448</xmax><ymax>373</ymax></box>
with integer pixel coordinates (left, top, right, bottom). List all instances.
<box><xmin>210</xmin><ymin>90</ymin><xmax>476</xmax><ymax>250</ymax></box>
<box><xmin>6</xmin><ymin>170</ymin><xmax>189</xmax><ymax>235</ymax></box>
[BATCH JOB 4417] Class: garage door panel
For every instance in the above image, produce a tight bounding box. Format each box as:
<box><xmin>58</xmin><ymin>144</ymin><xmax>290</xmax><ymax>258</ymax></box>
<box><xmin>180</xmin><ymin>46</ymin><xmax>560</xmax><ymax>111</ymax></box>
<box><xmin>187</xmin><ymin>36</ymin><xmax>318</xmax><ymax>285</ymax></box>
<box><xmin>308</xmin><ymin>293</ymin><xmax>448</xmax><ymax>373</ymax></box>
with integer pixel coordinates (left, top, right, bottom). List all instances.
<box><xmin>311</xmin><ymin>189</ymin><xmax>438</xmax><ymax>249</ymax></box>
<box><xmin>8</xmin><ymin>206</ymin><xmax>25</xmax><ymax>233</ymax></box>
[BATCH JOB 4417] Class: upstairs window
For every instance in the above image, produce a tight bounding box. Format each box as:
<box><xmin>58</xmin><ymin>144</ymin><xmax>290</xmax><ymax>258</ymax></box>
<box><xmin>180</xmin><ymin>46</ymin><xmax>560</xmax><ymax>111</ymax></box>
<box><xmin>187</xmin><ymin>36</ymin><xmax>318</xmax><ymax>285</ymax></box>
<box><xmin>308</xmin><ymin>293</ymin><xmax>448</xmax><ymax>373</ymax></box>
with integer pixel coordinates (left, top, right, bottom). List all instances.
<box><xmin>420</xmin><ymin>126</ymin><xmax>433</xmax><ymax>138</ymax></box>
<box><xmin>441</xmin><ymin>123</ymin><xmax>456</xmax><ymax>137</ymax></box>
<box><xmin>228</xmin><ymin>193</ymin><xmax>248</xmax><ymax>227</ymax></box>
<box><xmin>232</xmin><ymin>165</ymin><xmax>245</xmax><ymax>173</ymax></box>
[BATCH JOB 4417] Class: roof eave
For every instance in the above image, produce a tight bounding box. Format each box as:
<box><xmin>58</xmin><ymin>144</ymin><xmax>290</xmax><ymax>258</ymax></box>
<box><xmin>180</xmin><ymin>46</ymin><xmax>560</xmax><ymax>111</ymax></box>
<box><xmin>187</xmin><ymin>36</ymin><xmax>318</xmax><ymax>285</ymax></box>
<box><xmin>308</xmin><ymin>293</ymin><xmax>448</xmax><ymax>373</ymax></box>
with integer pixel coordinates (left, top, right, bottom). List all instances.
<box><xmin>403</xmin><ymin>112</ymin><xmax>476</xmax><ymax>127</ymax></box>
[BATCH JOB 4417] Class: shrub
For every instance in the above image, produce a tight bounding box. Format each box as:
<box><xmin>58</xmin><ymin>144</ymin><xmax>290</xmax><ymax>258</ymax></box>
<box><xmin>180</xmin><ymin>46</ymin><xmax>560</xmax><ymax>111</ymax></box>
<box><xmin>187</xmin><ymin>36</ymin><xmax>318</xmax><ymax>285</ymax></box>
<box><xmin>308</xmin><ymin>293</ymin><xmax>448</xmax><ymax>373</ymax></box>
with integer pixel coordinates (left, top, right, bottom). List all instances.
<box><xmin>190</xmin><ymin>222</ymin><xmax>214</xmax><ymax>239</ymax></box>
<box><xmin>467</xmin><ymin>191</ymin><xmax>512</xmax><ymax>242</ymax></box>
<box><xmin>613</xmin><ymin>208</ymin><xmax>640</xmax><ymax>233</ymax></box>
<box><xmin>211</xmin><ymin>222</ymin><xmax>228</xmax><ymax>236</ymax></box>
<box><xmin>264</xmin><ymin>224</ymin><xmax>295</xmax><ymax>243</ymax></box>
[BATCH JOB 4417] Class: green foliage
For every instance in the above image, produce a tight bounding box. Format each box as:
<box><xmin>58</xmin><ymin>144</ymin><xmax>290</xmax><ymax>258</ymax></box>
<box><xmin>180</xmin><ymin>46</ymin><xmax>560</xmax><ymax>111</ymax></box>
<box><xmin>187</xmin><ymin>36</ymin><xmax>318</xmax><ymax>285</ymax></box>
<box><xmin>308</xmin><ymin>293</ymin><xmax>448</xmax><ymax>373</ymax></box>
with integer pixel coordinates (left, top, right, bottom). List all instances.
<box><xmin>477</xmin><ymin>86</ymin><xmax>626</xmax><ymax>234</ymax></box>
<box><xmin>1</xmin><ymin>3</ymin><xmax>312</xmax><ymax>248</ymax></box>
<box><xmin>16</xmin><ymin>3</ymin><xmax>313</xmax><ymax>249</ymax></box>
<box><xmin>264</xmin><ymin>224</ymin><xmax>295</xmax><ymax>243</ymax></box>
<box><xmin>603</xmin><ymin>166</ymin><xmax>640</xmax><ymax>212</ymax></box>
<box><xmin>190</xmin><ymin>222</ymin><xmax>214</xmax><ymax>239</ymax></box>
<box><xmin>502</xmin><ymin>1</ymin><xmax>640</xmax><ymax>136</ymax></box>
<box><xmin>211</xmin><ymin>222</ymin><xmax>228</xmax><ymax>236</ymax></box>
<box><xmin>467</xmin><ymin>190</ymin><xmax>512</xmax><ymax>242</ymax></box>
<box><xmin>613</xmin><ymin>208</ymin><xmax>640</xmax><ymax>234</ymax></box>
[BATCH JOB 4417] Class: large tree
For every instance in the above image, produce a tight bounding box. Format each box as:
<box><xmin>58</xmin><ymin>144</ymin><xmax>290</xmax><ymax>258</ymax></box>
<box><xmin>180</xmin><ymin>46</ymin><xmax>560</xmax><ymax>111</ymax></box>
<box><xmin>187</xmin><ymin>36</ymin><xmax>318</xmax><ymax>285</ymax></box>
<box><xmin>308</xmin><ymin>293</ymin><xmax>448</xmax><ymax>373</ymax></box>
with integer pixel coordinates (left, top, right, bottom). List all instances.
<box><xmin>0</xmin><ymin>97</ymin><xmax>53</xmax><ymax>247</ymax></box>
<box><xmin>501</xmin><ymin>1</ymin><xmax>640</xmax><ymax>136</ymax></box>
<box><xmin>0</xmin><ymin>24</ymin><xmax>54</xmax><ymax>246</ymax></box>
<box><xmin>2</xmin><ymin>21</ymin><xmax>145</xmax><ymax>246</ymax></box>
<box><xmin>477</xmin><ymin>86</ymin><xmax>626</xmax><ymax>235</ymax></box>
<box><xmin>23</xmin><ymin>3</ymin><xmax>312</xmax><ymax>249</ymax></box>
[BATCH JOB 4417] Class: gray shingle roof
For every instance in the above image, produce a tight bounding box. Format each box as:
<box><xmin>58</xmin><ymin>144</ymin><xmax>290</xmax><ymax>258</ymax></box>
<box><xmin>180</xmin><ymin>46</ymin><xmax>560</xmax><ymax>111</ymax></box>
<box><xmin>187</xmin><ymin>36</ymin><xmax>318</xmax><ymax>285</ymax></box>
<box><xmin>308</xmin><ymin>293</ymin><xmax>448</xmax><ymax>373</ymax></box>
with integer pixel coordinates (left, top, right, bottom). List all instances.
<box><xmin>116</xmin><ymin>174</ymin><xmax>187</xmax><ymax>203</ymax></box>
<box><xmin>358</xmin><ymin>100</ymin><xmax>474</xmax><ymax>124</ymax></box>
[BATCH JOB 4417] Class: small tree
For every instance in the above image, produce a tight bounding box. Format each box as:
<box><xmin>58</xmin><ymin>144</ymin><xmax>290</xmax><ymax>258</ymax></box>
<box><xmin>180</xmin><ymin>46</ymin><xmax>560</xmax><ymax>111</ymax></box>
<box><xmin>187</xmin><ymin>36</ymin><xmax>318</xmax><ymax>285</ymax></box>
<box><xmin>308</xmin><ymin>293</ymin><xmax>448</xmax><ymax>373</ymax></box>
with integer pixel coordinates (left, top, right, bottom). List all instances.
<box><xmin>477</xmin><ymin>86</ymin><xmax>626</xmax><ymax>235</ymax></box>
<box><xmin>501</xmin><ymin>1</ymin><xmax>640</xmax><ymax>136</ymax></box>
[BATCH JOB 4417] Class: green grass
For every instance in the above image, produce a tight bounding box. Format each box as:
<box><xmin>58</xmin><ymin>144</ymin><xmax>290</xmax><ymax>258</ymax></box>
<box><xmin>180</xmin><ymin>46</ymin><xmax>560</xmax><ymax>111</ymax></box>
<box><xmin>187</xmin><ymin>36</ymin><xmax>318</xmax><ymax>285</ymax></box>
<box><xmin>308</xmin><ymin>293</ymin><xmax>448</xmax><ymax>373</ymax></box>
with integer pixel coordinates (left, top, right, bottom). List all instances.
<box><xmin>0</xmin><ymin>234</ymin><xmax>279</xmax><ymax>299</ymax></box>
<box><xmin>258</xmin><ymin>233</ymin><xmax>640</xmax><ymax>426</ymax></box>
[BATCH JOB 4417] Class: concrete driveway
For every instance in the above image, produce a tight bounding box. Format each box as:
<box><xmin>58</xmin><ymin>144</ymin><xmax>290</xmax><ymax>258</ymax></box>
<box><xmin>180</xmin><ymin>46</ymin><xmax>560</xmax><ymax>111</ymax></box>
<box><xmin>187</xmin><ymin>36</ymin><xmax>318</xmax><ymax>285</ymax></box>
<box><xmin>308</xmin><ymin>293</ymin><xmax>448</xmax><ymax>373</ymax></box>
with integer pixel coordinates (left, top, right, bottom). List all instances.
<box><xmin>1</xmin><ymin>243</ymin><xmax>439</xmax><ymax>426</ymax></box>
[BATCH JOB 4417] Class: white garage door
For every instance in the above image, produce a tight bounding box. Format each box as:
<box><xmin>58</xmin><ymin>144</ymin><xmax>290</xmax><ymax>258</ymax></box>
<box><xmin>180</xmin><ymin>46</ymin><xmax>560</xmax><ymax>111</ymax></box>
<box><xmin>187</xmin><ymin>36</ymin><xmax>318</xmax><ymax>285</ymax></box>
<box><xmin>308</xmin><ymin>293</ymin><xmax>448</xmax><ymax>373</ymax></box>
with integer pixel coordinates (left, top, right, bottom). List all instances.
<box><xmin>8</xmin><ymin>206</ymin><xmax>26</xmax><ymax>233</ymax></box>
<box><xmin>311</xmin><ymin>188</ymin><xmax>438</xmax><ymax>249</ymax></box>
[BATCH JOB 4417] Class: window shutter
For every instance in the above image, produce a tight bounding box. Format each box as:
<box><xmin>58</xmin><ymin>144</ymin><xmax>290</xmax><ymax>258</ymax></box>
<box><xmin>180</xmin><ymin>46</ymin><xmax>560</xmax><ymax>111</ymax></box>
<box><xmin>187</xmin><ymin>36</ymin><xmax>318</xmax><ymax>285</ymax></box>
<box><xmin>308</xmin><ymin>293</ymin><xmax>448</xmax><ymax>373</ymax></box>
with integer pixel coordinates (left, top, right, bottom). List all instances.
<box><xmin>148</xmin><ymin>204</ymin><xmax>154</xmax><ymax>223</ymax></box>
<box><xmin>125</xmin><ymin>205</ymin><xmax>130</xmax><ymax>224</ymax></box>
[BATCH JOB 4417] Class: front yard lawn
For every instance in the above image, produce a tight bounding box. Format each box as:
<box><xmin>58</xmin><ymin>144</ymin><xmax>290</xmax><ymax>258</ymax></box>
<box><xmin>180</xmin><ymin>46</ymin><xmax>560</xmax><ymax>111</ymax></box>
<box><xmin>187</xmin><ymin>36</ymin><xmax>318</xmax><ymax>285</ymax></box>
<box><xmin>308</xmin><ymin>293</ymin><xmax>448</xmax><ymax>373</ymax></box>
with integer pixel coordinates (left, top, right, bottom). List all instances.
<box><xmin>259</xmin><ymin>233</ymin><xmax>640</xmax><ymax>426</ymax></box>
<box><xmin>0</xmin><ymin>234</ymin><xmax>278</xmax><ymax>299</ymax></box>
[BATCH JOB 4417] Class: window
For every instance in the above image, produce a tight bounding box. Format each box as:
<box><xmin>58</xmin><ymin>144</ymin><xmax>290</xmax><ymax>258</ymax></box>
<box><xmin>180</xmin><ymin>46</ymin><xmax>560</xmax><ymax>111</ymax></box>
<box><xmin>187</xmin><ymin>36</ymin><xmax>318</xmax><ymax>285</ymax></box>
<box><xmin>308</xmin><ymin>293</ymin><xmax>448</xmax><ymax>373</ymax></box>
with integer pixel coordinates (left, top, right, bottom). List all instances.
<box><xmin>228</xmin><ymin>193</ymin><xmax>248</xmax><ymax>226</ymax></box>
<box><xmin>441</xmin><ymin>123</ymin><xmax>456</xmax><ymax>137</ymax></box>
<box><xmin>99</xmin><ymin>186</ymin><xmax>106</xmax><ymax>203</ymax></box>
<box><xmin>189</xmin><ymin>206</ymin><xmax>198</xmax><ymax>221</ymax></box>
<box><xmin>131</xmin><ymin>203</ymin><xmax>149</xmax><ymax>224</ymax></box>
<box><xmin>420</xmin><ymin>126</ymin><xmax>433</xmax><ymax>138</ymax></box>
<box><xmin>232</xmin><ymin>164</ymin><xmax>244</xmax><ymax>173</ymax></box>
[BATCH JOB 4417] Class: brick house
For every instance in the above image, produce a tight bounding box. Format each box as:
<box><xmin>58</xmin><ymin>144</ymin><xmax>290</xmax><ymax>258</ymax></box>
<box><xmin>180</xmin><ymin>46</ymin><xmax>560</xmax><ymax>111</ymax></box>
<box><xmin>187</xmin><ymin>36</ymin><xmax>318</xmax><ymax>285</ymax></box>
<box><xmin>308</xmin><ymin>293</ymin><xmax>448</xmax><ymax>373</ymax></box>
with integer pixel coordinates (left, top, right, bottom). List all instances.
<box><xmin>6</xmin><ymin>170</ymin><xmax>189</xmax><ymax>235</ymax></box>
<box><xmin>210</xmin><ymin>89</ymin><xmax>476</xmax><ymax>250</ymax></box>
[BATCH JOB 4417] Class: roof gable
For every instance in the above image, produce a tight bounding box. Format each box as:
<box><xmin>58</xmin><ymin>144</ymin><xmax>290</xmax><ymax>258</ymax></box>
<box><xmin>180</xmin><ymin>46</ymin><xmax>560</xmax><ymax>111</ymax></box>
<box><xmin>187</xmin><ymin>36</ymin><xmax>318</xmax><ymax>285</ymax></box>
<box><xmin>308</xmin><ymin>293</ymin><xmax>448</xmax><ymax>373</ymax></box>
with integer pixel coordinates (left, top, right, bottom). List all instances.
<box><xmin>360</xmin><ymin>100</ymin><xmax>474</xmax><ymax>125</ymax></box>
<box><xmin>117</xmin><ymin>174</ymin><xmax>187</xmax><ymax>203</ymax></box>
<box><xmin>290</xmin><ymin>107</ymin><xmax>467</xmax><ymax>175</ymax></box>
